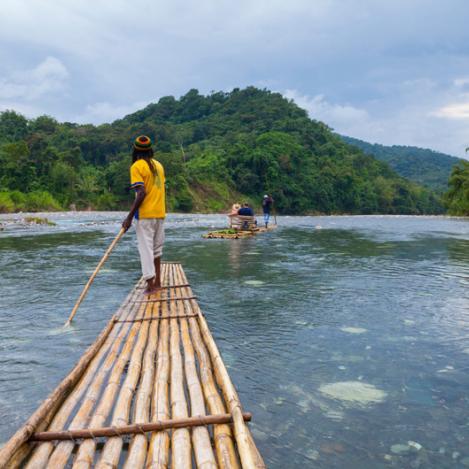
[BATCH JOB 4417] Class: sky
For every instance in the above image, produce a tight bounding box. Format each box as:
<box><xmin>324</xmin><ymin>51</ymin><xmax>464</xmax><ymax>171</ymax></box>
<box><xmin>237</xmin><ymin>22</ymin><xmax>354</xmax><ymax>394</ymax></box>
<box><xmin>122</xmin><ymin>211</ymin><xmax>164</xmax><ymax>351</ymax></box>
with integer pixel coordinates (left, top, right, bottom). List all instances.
<box><xmin>1</xmin><ymin>0</ymin><xmax>469</xmax><ymax>158</ymax></box>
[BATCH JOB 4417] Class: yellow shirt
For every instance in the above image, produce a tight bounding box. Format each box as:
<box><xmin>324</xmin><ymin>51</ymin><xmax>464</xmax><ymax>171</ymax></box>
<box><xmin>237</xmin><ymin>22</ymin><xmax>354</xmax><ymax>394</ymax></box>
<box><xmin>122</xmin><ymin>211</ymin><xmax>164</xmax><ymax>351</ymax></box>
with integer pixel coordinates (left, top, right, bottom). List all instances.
<box><xmin>130</xmin><ymin>158</ymin><xmax>166</xmax><ymax>219</ymax></box>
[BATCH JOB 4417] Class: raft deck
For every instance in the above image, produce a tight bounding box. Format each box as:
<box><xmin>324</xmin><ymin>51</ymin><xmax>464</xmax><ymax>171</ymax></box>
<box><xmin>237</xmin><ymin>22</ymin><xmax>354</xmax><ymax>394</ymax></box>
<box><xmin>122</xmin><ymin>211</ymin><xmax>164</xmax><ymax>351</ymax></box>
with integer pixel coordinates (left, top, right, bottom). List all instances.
<box><xmin>0</xmin><ymin>263</ymin><xmax>265</xmax><ymax>468</ymax></box>
<box><xmin>203</xmin><ymin>225</ymin><xmax>276</xmax><ymax>239</ymax></box>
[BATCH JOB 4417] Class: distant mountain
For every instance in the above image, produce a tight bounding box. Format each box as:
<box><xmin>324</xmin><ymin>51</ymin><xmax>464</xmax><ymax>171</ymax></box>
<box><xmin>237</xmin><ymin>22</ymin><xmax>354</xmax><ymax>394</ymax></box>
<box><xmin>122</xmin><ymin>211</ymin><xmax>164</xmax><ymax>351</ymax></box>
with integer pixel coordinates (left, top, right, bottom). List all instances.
<box><xmin>341</xmin><ymin>136</ymin><xmax>464</xmax><ymax>193</ymax></box>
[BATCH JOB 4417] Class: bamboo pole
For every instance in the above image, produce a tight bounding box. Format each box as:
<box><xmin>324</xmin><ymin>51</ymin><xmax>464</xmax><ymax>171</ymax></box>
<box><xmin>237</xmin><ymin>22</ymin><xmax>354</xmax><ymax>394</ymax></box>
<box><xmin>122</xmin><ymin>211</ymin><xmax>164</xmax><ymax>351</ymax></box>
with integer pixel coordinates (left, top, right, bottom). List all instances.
<box><xmin>0</xmin><ymin>309</ymin><xmax>119</xmax><ymax>469</ymax></box>
<box><xmin>177</xmin><ymin>266</ymin><xmax>265</xmax><ymax>469</ymax></box>
<box><xmin>123</xmin><ymin>302</ymin><xmax>159</xmax><ymax>468</ymax></box>
<box><xmin>146</xmin><ymin>285</ymin><xmax>171</xmax><ymax>469</ymax></box>
<box><xmin>25</xmin><ymin>284</ymin><xmax>142</xmax><ymax>469</ymax></box>
<box><xmin>32</xmin><ymin>413</ymin><xmax>253</xmax><ymax>441</ymax></box>
<box><xmin>188</xmin><ymin>316</ymin><xmax>240</xmax><ymax>468</ymax></box>
<box><xmin>175</xmin><ymin>266</ymin><xmax>217</xmax><ymax>468</ymax></box>
<box><xmin>49</xmin><ymin>272</ymin><xmax>151</xmax><ymax>469</ymax></box>
<box><xmin>96</xmin><ymin>269</ymin><xmax>166</xmax><ymax>469</ymax></box>
<box><xmin>180</xmin><ymin>318</ymin><xmax>217</xmax><ymax>468</ymax></box>
<box><xmin>169</xmin><ymin>265</ymin><xmax>192</xmax><ymax>468</ymax></box>
<box><xmin>72</xmin><ymin>304</ymin><xmax>151</xmax><ymax>469</ymax></box>
<box><xmin>46</xmin><ymin>307</ymin><xmax>145</xmax><ymax>468</ymax></box>
<box><xmin>95</xmin><ymin>291</ymin><xmax>157</xmax><ymax>468</ymax></box>
<box><xmin>65</xmin><ymin>228</ymin><xmax>125</xmax><ymax>326</ymax></box>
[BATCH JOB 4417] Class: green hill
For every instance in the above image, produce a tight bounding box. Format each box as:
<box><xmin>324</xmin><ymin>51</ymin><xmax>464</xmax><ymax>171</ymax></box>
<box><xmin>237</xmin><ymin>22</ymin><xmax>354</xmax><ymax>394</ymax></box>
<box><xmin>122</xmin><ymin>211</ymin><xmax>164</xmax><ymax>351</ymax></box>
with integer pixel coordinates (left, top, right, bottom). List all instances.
<box><xmin>341</xmin><ymin>136</ymin><xmax>464</xmax><ymax>193</ymax></box>
<box><xmin>0</xmin><ymin>87</ymin><xmax>443</xmax><ymax>214</ymax></box>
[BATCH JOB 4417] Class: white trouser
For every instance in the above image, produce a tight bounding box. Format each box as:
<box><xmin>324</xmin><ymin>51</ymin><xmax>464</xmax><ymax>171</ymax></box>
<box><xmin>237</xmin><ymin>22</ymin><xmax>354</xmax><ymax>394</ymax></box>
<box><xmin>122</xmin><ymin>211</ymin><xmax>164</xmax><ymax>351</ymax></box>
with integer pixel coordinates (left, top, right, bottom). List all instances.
<box><xmin>135</xmin><ymin>218</ymin><xmax>165</xmax><ymax>280</ymax></box>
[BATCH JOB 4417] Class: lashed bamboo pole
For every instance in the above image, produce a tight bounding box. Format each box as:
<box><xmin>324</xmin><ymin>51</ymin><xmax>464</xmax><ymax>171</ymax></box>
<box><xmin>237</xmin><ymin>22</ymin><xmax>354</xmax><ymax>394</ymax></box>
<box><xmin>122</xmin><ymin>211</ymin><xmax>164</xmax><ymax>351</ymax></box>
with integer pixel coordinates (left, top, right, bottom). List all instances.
<box><xmin>32</xmin><ymin>413</ymin><xmax>253</xmax><ymax>441</ymax></box>
<box><xmin>96</xmin><ymin>294</ymin><xmax>156</xmax><ymax>468</ymax></box>
<box><xmin>123</xmin><ymin>302</ymin><xmax>160</xmax><ymax>468</ymax></box>
<box><xmin>188</xmin><ymin>316</ymin><xmax>240</xmax><ymax>468</ymax></box>
<box><xmin>0</xmin><ymin>309</ymin><xmax>120</xmax><ymax>469</ymax></box>
<box><xmin>146</xmin><ymin>292</ymin><xmax>171</xmax><ymax>469</ymax></box>
<box><xmin>180</xmin><ymin>318</ymin><xmax>217</xmax><ymax>468</ymax></box>
<box><xmin>96</xmin><ymin>302</ymin><xmax>151</xmax><ymax>468</ymax></box>
<box><xmin>175</xmin><ymin>266</ymin><xmax>217</xmax><ymax>468</ymax></box>
<box><xmin>178</xmin><ymin>266</ymin><xmax>265</xmax><ymax>469</ymax></box>
<box><xmin>72</xmin><ymin>302</ymin><xmax>152</xmax><ymax>469</ymax></box>
<box><xmin>169</xmin><ymin>264</ymin><xmax>192</xmax><ymax>467</ymax></box>
<box><xmin>46</xmin><ymin>308</ymin><xmax>145</xmax><ymax>469</ymax></box>
<box><xmin>26</xmin><ymin>284</ymin><xmax>142</xmax><ymax>469</ymax></box>
<box><xmin>65</xmin><ymin>228</ymin><xmax>125</xmax><ymax>326</ymax></box>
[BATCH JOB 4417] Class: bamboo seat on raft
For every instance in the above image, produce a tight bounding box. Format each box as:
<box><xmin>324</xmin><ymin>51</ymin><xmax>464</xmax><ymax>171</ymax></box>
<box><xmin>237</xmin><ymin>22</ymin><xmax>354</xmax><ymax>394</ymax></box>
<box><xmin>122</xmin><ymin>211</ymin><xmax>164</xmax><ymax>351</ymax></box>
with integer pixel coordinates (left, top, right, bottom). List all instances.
<box><xmin>229</xmin><ymin>215</ymin><xmax>257</xmax><ymax>231</ymax></box>
<box><xmin>0</xmin><ymin>262</ymin><xmax>265</xmax><ymax>469</ymax></box>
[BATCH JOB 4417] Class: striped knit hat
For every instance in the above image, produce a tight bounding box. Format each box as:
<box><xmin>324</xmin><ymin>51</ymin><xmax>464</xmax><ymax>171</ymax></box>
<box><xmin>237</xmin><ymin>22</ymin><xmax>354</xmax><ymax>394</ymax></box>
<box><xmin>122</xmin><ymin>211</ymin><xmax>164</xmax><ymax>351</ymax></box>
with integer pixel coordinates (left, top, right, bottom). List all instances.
<box><xmin>133</xmin><ymin>135</ymin><xmax>153</xmax><ymax>151</ymax></box>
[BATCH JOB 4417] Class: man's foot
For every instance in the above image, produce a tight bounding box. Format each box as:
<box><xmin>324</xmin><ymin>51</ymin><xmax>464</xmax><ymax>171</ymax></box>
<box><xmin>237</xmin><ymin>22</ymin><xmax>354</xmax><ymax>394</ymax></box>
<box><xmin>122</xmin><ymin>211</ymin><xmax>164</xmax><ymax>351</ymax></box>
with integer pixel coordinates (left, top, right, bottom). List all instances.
<box><xmin>143</xmin><ymin>277</ymin><xmax>161</xmax><ymax>296</ymax></box>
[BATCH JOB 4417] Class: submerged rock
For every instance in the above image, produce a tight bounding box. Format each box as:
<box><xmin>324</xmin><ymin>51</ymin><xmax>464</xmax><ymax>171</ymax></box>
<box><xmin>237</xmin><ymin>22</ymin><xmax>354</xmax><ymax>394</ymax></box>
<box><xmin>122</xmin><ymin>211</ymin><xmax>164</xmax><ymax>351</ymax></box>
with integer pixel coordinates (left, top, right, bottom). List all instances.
<box><xmin>408</xmin><ymin>441</ymin><xmax>422</xmax><ymax>451</ymax></box>
<box><xmin>340</xmin><ymin>327</ymin><xmax>367</xmax><ymax>334</ymax></box>
<box><xmin>319</xmin><ymin>381</ymin><xmax>387</xmax><ymax>407</ymax></box>
<box><xmin>244</xmin><ymin>280</ymin><xmax>265</xmax><ymax>286</ymax></box>
<box><xmin>390</xmin><ymin>443</ymin><xmax>411</xmax><ymax>454</ymax></box>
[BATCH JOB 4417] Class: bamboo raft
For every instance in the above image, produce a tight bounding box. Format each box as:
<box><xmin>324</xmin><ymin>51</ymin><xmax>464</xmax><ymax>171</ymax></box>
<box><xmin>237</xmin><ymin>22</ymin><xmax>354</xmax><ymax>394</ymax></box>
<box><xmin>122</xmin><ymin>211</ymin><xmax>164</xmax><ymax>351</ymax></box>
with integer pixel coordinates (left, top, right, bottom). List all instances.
<box><xmin>203</xmin><ymin>226</ymin><xmax>276</xmax><ymax>240</ymax></box>
<box><xmin>0</xmin><ymin>262</ymin><xmax>265</xmax><ymax>468</ymax></box>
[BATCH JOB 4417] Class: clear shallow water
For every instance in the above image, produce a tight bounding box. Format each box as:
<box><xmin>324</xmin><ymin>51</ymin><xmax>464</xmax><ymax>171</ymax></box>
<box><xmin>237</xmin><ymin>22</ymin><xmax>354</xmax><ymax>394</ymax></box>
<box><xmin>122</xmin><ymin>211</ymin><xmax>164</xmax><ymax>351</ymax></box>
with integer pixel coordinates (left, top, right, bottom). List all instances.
<box><xmin>0</xmin><ymin>212</ymin><xmax>468</xmax><ymax>468</ymax></box>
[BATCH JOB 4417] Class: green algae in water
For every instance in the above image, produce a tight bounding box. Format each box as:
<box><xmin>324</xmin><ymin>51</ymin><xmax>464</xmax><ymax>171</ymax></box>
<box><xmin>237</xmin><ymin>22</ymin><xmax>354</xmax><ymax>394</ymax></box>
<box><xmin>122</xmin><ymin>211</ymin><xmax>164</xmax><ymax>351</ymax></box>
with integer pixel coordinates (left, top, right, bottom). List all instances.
<box><xmin>319</xmin><ymin>381</ymin><xmax>387</xmax><ymax>407</ymax></box>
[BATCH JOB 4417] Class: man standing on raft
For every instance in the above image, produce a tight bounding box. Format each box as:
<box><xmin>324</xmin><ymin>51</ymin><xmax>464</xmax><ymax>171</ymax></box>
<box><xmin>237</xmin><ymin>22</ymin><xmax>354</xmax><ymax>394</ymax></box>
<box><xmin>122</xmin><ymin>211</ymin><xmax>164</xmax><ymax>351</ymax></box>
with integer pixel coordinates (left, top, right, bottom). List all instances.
<box><xmin>262</xmin><ymin>194</ymin><xmax>274</xmax><ymax>228</ymax></box>
<box><xmin>122</xmin><ymin>135</ymin><xmax>166</xmax><ymax>296</ymax></box>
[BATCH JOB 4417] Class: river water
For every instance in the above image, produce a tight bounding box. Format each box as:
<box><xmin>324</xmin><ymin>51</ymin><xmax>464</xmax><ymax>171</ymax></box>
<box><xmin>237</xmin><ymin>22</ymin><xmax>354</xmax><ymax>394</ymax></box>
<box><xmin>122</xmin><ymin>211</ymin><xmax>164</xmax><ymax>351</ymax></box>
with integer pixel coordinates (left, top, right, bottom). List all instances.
<box><xmin>0</xmin><ymin>213</ymin><xmax>468</xmax><ymax>468</ymax></box>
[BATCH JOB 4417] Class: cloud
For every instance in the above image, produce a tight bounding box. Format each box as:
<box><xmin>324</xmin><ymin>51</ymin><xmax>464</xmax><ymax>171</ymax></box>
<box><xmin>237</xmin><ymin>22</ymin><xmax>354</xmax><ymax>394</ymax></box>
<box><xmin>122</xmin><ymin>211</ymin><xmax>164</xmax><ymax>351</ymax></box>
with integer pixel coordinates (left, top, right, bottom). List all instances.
<box><xmin>434</xmin><ymin>101</ymin><xmax>469</xmax><ymax>120</ymax></box>
<box><xmin>74</xmin><ymin>100</ymin><xmax>150</xmax><ymax>124</ymax></box>
<box><xmin>284</xmin><ymin>89</ymin><xmax>370</xmax><ymax>131</ymax></box>
<box><xmin>286</xmin><ymin>87</ymin><xmax>469</xmax><ymax>159</ymax></box>
<box><xmin>0</xmin><ymin>57</ymin><xmax>69</xmax><ymax>115</ymax></box>
<box><xmin>0</xmin><ymin>0</ymin><xmax>469</xmax><ymax>157</ymax></box>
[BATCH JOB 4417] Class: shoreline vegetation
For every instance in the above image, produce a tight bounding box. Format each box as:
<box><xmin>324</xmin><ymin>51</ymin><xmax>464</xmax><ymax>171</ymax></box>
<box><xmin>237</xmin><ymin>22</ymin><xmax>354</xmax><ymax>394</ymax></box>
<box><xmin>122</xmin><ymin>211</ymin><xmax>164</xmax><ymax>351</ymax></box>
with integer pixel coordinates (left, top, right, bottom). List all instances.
<box><xmin>0</xmin><ymin>87</ymin><xmax>467</xmax><ymax>216</ymax></box>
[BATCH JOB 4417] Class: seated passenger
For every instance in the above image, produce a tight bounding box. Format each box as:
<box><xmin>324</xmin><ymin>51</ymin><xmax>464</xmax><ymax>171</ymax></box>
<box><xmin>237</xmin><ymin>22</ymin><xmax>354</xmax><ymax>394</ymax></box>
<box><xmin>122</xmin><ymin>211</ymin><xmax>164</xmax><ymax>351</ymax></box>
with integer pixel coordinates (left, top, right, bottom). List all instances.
<box><xmin>237</xmin><ymin>203</ymin><xmax>254</xmax><ymax>217</ymax></box>
<box><xmin>228</xmin><ymin>203</ymin><xmax>241</xmax><ymax>216</ymax></box>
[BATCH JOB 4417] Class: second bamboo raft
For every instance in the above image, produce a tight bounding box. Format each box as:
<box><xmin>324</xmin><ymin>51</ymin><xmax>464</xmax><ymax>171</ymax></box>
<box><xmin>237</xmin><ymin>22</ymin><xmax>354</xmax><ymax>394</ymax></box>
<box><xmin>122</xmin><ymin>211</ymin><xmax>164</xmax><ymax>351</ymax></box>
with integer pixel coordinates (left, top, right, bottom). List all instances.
<box><xmin>0</xmin><ymin>262</ymin><xmax>265</xmax><ymax>468</ymax></box>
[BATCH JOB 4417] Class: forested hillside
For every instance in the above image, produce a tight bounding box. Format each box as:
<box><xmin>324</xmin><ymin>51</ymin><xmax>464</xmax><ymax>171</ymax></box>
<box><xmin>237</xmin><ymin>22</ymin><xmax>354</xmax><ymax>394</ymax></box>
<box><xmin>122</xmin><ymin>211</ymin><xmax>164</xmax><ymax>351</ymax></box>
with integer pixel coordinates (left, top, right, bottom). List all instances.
<box><xmin>0</xmin><ymin>87</ymin><xmax>443</xmax><ymax>214</ymax></box>
<box><xmin>341</xmin><ymin>136</ymin><xmax>463</xmax><ymax>193</ymax></box>
<box><xmin>445</xmin><ymin>160</ymin><xmax>469</xmax><ymax>216</ymax></box>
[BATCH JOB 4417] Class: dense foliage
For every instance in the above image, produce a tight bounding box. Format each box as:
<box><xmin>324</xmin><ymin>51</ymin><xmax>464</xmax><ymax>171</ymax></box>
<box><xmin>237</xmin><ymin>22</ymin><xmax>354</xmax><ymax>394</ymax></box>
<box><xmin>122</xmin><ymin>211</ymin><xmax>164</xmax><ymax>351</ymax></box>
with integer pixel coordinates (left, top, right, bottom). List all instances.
<box><xmin>0</xmin><ymin>87</ymin><xmax>444</xmax><ymax>214</ymax></box>
<box><xmin>341</xmin><ymin>136</ymin><xmax>464</xmax><ymax>193</ymax></box>
<box><xmin>444</xmin><ymin>160</ymin><xmax>469</xmax><ymax>216</ymax></box>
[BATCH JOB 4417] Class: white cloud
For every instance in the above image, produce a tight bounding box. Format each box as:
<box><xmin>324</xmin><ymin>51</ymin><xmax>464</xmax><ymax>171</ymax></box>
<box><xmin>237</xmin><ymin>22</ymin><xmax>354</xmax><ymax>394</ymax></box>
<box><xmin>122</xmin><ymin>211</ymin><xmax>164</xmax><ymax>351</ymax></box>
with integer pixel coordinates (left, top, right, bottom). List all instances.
<box><xmin>0</xmin><ymin>0</ymin><xmax>469</xmax><ymax>158</ymax></box>
<box><xmin>285</xmin><ymin>87</ymin><xmax>469</xmax><ymax>159</ymax></box>
<box><xmin>284</xmin><ymin>90</ymin><xmax>370</xmax><ymax>129</ymax></box>
<box><xmin>434</xmin><ymin>101</ymin><xmax>469</xmax><ymax>120</ymax></box>
<box><xmin>0</xmin><ymin>57</ymin><xmax>68</xmax><ymax>103</ymax></box>
<box><xmin>75</xmin><ymin>100</ymin><xmax>149</xmax><ymax>124</ymax></box>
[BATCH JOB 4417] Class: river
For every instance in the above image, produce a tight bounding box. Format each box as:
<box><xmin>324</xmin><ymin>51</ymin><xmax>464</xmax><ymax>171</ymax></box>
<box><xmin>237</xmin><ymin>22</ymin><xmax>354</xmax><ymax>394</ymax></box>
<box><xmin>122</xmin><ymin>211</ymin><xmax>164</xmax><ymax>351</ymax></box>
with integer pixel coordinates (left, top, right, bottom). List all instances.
<box><xmin>0</xmin><ymin>212</ymin><xmax>468</xmax><ymax>468</ymax></box>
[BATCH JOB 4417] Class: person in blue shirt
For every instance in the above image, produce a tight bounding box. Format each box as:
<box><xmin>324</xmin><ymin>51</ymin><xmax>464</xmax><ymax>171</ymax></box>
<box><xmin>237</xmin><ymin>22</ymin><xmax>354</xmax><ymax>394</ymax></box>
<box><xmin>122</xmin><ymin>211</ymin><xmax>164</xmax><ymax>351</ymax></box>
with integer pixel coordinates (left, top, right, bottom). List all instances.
<box><xmin>237</xmin><ymin>203</ymin><xmax>254</xmax><ymax>216</ymax></box>
<box><xmin>262</xmin><ymin>194</ymin><xmax>274</xmax><ymax>228</ymax></box>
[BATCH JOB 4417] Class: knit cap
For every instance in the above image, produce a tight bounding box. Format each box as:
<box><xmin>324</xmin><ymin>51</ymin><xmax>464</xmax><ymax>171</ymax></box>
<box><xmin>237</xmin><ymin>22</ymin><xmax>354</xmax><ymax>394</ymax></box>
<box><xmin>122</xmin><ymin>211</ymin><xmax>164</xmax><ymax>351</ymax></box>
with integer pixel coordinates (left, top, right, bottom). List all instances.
<box><xmin>133</xmin><ymin>135</ymin><xmax>153</xmax><ymax>151</ymax></box>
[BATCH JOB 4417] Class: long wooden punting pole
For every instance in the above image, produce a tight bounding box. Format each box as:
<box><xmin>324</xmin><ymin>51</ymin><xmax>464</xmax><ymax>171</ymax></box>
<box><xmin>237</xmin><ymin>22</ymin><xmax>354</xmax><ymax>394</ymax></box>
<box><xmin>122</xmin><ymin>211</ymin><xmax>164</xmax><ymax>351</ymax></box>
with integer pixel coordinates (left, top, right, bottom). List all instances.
<box><xmin>31</xmin><ymin>413</ymin><xmax>253</xmax><ymax>442</ymax></box>
<box><xmin>65</xmin><ymin>227</ymin><xmax>125</xmax><ymax>326</ymax></box>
